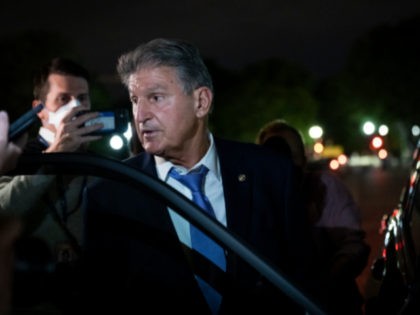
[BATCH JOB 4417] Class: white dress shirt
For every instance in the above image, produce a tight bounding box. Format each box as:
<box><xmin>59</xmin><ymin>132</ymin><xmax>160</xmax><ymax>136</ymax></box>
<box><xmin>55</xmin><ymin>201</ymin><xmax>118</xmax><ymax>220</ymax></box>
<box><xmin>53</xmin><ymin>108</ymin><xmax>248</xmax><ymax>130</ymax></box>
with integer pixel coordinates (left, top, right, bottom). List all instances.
<box><xmin>155</xmin><ymin>133</ymin><xmax>227</xmax><ymax>248</ymax></box>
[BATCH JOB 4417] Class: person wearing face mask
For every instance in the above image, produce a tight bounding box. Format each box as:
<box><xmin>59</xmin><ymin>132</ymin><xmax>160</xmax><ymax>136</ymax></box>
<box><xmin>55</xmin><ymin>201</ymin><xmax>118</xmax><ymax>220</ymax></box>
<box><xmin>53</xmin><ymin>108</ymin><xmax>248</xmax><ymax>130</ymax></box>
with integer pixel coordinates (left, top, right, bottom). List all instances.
<box><xmin>25</xmin><ymin>58</ymin><xmax>103</xmax><ymax>154</ymax></box>
<box><xmin>0</xmin><ymin>58</ymin><xmax>104</xmax><ymax>313</ymax></box>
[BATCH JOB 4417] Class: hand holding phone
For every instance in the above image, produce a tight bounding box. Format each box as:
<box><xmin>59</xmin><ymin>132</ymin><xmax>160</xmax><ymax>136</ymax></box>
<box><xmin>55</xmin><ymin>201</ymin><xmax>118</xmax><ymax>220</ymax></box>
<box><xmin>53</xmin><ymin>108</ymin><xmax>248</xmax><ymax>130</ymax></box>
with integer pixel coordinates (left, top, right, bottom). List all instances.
<box><xmin>79</xmin><ymin>108</ymin><xmax>130</xmax><ymax>136</ymax></box>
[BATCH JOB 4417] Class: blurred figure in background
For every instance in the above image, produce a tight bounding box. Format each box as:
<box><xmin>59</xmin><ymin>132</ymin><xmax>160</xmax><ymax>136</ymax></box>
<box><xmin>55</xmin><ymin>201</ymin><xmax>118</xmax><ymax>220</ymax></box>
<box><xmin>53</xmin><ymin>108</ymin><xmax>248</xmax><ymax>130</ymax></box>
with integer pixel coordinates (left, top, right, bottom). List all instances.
<box><xmin>256</xmin><ymin>119</ymin><xmax>370</xmax><ymax>315</ymax></box>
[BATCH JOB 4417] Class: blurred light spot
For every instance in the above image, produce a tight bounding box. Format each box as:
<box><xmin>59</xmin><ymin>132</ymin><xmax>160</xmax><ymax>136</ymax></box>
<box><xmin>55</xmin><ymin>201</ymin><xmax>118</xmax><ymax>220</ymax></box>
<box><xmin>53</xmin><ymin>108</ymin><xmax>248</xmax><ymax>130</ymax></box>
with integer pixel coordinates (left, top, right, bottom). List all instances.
<box><xmin>363</xmin><ymin>121</ymin><xmax>375</xmax><ymax>135</ymax></box>
<box><xmin>337</xmin><ymin>154</ymin><xmax>348</xmax><ymax>165</ymax></box>
<box><xmin>309</xmin><ymin>125</ymin><xmax>323</xmax><ymax>139</ymax></box>
<box><xmin>329</xmin><ymin>159</ymin><xmax>339</xmax><ymax>170</ymax></box>
<box><xmin>378</xmin><ymin>125</ymin><xmax>389</xmax><ymax>136</ymax></box>
<box><xmin>371</xmin><ymin>136</ymin><xmax>383</xmax><ymax>149</ymax></box>
<box><xmin>109</xmin><ymin>135</ymin><xmax>124</xmax><ymax>150</ymax></box>
<box><xmin>412</xmin><ymin>125</ymin><xmax>420</xmax><ymax>137</ymax></box>
<box><xmin>313</xmin><ymin>142</ymin><xmax>324</xmax><ymax>154</ymax></box>
<box><xmin>124</xmin><ymin>123</ymin><xmax>132</xmax><ymax>140</ymax></box>
<box><xmin>378</xmin><ymin>149</ymin><xmax>388</xmax><ymax>160</ymax></box>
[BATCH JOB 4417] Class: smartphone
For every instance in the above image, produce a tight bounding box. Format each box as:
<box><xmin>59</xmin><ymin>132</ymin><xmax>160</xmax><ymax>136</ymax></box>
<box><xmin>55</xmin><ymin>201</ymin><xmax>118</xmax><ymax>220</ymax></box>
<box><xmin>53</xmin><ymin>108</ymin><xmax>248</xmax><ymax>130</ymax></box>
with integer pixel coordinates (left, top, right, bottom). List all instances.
<box><xmin>8</xmin><ymin>103</ymin><xmax>44</xmax><ymax>141</ymax></box>
<box><xmin>82</xmin><ymin>108</ymin><xmax>130</xmax><ymax>135</ymax></box>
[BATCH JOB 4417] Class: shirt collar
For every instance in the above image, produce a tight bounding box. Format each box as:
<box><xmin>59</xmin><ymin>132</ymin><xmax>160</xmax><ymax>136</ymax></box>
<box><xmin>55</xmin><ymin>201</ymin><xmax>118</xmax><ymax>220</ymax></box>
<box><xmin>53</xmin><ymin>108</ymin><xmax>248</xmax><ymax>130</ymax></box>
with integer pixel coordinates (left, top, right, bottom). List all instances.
<box><xmin>155</xmin><ymin>133</ymin><xmax>220</xmax><ymax>181</ymax></box>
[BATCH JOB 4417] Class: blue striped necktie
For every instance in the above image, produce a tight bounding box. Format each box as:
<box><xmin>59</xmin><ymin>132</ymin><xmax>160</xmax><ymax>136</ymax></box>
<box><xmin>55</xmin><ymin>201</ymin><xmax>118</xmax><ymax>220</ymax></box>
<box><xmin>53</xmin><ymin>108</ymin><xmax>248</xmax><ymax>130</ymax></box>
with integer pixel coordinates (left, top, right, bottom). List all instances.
<box><xmin>169</xmin><ymin>165</ymin><xmax>226</xmax><ymax>314</ymax></box>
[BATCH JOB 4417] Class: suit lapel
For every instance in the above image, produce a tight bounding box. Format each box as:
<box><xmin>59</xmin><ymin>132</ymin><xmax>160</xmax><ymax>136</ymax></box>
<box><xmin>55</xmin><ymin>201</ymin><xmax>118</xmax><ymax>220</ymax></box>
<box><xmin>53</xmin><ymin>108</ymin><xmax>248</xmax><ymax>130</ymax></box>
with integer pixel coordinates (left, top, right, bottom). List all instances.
<box><xmin>214</xmin><ymin>139</ymin><xmax>253</xmax><ymax>240</ymax></box>
<box><xmin>124</xmin><ymin>153</ymin><xmax>178</xmax><ymax>236</ymax></box>
<box><xmin>125</xmin><ymin>152</ymin><xmax>156</xmax><ymax>176</ymax></box>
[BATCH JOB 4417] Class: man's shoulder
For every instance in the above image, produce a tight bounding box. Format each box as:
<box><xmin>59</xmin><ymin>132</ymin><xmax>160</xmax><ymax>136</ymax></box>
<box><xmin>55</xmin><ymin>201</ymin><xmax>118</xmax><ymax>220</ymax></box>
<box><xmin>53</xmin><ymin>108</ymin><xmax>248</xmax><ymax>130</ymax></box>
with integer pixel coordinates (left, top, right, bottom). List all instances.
<box><xmin>214</xmin><ymin>137</ymin><xmax>269</xmax><ymax>155</ymax></box>
<box><xmin>214</xmin><ymin>137</ymin><xmax>295</xmax><ymax>184</ymax></box>
<box><xmin>214</xmin><ymin>137</ymin><xmax>293</xmax><ymax>164</ymax></box>
<box><xmin>123</xmin><ymin>152</ymin><xmax>152</xmax><ymax>169</ymax></box>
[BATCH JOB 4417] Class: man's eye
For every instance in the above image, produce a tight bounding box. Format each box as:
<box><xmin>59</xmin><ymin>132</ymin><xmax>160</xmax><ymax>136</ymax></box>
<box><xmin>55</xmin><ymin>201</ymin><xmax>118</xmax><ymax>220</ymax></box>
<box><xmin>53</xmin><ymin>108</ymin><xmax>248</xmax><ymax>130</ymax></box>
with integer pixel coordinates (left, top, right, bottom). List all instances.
<box><xmin>58</xmin><ymin>96</ymin><xmax>71</xmax><ymax>105</ymax></box>
<box><xmin>130</xmin><ymin>96</ymin><xmax>138</xmax><ymax>104</ymax></box>
<box><xmin>152</xmin><ymin>95</ymin><xmax>163</xmax><ymax>102</ymax></box>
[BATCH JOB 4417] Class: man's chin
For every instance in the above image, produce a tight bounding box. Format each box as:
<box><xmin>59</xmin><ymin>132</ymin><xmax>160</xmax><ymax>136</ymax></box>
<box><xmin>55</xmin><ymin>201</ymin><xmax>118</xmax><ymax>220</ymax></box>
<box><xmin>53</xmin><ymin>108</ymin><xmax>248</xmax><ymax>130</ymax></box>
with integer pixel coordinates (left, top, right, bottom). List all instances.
<box><xmin>142</xmin><ymin>143</ymin><xmax>161</xmax><ymax>155</ymax></box>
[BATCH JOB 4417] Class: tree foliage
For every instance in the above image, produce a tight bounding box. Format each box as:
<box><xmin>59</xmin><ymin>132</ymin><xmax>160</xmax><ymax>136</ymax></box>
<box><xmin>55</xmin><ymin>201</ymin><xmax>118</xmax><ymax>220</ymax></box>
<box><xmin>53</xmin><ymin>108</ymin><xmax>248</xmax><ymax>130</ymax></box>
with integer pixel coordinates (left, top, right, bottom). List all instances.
<box><xmin>210</xmin><ymin>58</ymin><xmax>319</xmax><ymax>144</ymax></box>
<box><xmin>317</xmin><ymin>15</ymin><xmax>420</xmax><ymax>155</ymax></box>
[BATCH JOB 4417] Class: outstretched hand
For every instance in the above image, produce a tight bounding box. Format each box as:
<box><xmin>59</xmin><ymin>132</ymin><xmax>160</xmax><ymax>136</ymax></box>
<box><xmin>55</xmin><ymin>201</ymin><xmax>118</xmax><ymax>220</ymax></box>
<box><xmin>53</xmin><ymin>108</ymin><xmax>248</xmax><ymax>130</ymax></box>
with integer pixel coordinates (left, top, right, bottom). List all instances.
<box><xmin>0</xmin><ymin>111</ymin><xmax>26</xmax><ymax>174</ymax></box>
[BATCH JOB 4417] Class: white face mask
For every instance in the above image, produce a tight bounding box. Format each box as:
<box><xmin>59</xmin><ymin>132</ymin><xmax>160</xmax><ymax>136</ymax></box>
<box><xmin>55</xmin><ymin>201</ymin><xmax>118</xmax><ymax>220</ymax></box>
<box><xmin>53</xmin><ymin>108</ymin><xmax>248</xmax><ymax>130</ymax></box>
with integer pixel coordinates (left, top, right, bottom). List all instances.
<box><xmin>47</xmin><ymin>99</ymin><xmax>81</xmax><ymax>128</ymax></box>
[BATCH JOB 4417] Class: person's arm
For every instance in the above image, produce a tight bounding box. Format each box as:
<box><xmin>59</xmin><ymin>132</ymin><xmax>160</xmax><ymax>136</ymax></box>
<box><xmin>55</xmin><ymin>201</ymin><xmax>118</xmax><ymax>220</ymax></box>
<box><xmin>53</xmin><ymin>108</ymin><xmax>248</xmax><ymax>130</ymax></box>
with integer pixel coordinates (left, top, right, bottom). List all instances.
<box><xmin>0</xmin><ymin>111</ymin><xmax>25</xmax><ymax>174</ymax></box>
<box><xmin>0</xmin><ymin>215</ymin><xmax>22</xmax><ymax>314</ymax></box>
<box><xmin>327</xmin><ymin>228</ymin><xmax>370</xmax><ymax>279</ymax></box>
<box><xmin>0</xmin><ymin>174</ymin><xmax>55</xmax><ymax>216</ymax></box>
<box><xmin>318</xmin><ymin>172</ymin><xmax>370</xmax><ymax>279</ymax></box>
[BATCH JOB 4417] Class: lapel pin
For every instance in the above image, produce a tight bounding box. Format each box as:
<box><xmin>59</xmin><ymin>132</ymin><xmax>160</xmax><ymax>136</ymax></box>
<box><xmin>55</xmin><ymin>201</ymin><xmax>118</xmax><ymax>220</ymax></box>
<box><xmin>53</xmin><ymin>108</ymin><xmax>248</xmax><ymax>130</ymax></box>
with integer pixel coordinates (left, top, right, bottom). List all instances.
<box><xmin>238</xmin><ymin>174</ymin><xmax>246</xmax><ymax>182</ymax></box>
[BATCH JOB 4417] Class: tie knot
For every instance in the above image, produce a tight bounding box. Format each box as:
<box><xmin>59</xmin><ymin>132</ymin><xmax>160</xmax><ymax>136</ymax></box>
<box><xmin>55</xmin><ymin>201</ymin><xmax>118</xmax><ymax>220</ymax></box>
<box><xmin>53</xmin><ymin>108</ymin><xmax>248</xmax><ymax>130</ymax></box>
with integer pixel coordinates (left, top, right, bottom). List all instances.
<box><xmin>169</xmin><ymin>165</ymin><xmax>209</xmax><ymax>193</ymax></box>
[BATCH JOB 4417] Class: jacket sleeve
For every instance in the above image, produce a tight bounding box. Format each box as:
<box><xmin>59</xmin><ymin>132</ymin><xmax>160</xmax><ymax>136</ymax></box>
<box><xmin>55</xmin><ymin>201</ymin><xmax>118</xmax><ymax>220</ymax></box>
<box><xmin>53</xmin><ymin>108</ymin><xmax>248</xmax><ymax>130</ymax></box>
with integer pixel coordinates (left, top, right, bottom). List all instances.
<box><xmin>0</xmin><ymin>174</ymin><xmax>55</xmax><ymax>216</ymax></box>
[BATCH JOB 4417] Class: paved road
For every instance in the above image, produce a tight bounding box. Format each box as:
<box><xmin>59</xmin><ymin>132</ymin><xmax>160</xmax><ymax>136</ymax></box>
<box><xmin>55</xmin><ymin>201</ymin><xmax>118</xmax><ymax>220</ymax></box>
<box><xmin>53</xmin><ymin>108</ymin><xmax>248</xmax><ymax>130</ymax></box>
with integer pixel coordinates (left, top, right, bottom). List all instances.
<box><xmin>338</xmin><ymin>165</ymin><xmax>410</xmax><ymax>302</ymax></box>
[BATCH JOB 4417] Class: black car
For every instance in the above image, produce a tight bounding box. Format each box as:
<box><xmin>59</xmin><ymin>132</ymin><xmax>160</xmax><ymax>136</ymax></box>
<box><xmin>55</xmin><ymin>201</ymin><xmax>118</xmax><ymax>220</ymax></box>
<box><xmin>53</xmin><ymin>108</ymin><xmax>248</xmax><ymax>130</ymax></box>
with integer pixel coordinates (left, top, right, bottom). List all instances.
<box><xmin>4</xmin><ymin>152</ymin><xmax>325</xmax><ymax>315</ymax></box>
<box><xmin>367</xmin><ymin>139</ymin><xmax>420</xmax><ymax>315</ymax></box>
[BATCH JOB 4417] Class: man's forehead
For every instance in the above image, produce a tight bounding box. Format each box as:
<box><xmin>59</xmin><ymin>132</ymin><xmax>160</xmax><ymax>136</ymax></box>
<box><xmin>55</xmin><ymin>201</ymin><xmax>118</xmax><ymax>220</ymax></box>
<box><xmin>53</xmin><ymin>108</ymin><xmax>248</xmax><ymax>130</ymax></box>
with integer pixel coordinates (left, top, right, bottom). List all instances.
<box><xmin>47</xmin><ymin>74</ymin><xmax>89</xmax><ymax>91</ymax></box>
<box><xmin>128</xmin><ymin>70</ymin><xmax>178</xmax><ymax>93</ymax></box>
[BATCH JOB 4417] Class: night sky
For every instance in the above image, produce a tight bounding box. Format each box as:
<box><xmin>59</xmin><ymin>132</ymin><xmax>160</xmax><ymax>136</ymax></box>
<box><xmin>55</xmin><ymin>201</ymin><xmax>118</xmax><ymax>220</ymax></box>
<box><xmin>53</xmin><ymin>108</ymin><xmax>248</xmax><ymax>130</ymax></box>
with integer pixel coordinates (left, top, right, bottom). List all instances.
<box><xmin>2</xmin><ymin>0</ymin><xmax>420</xmax><ymax>79</ymax></box>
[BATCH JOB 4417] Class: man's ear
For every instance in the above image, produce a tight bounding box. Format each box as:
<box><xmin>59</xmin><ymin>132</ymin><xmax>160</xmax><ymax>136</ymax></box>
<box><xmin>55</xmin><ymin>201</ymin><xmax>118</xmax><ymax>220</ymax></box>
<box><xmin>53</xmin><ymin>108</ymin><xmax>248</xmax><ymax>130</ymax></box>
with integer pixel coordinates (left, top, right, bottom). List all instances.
<box><xmin>194</xmin><ymin>87</ymin><xmax>212</xmax><ymax>118</ymax></box>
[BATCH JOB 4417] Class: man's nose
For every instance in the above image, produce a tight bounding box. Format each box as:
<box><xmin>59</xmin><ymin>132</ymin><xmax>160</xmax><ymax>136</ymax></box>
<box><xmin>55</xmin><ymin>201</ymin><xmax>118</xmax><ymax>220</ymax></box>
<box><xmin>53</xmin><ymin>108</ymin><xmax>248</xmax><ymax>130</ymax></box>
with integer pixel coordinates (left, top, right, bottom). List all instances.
<box><xmin>133</xmin><ymin>101</ymin><xmax>151</xmax><ymax>123</ymax></box>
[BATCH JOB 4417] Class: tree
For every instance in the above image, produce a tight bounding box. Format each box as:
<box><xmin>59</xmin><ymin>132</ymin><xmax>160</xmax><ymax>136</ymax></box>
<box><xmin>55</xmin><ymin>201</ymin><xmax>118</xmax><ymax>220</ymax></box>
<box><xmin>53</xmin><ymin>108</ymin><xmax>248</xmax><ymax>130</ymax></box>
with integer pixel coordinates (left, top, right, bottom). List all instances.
<box><xmin>317</xmin><ymin>15</ymin><xmax>420</xmax><ymax>156</ymax></box>
<box><xmin>210</xmin><ymin>58</ymin><xmax>319</xmax><ymax>144</ymax></box>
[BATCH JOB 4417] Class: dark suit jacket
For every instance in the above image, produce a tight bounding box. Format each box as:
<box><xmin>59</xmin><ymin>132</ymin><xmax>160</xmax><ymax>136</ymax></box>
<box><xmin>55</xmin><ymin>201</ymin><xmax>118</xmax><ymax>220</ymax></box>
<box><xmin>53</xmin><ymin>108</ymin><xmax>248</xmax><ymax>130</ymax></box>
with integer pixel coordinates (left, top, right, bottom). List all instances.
<box><xmin>81</xmin><ymin>137</ymin><xmax>307</xmax><ymax>314</ymax></box>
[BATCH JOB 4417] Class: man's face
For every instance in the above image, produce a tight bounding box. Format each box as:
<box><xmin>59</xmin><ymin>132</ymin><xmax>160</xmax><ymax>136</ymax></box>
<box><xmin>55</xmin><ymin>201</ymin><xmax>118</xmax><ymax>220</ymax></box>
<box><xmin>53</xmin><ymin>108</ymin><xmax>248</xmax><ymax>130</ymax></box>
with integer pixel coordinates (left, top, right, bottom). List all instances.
<box><xmin>38</xmin><ymin>73</ymin><xmax>90</xmax><ymax>125</ymax></box>
<box><xmin>128</xmin><ymin>66</ymin><xmax>200</xmax><ymax>160</ymax></box>
<box><xmin>44</xmin><ymin>73</ymin><xmax>90</xmax><ymax>111</ymax></box>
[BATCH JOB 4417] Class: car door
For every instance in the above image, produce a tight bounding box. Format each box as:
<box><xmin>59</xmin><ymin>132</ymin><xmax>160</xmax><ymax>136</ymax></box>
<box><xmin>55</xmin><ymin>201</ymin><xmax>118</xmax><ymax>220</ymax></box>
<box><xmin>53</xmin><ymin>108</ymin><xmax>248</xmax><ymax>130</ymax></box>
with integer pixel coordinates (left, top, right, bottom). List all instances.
<box><xmin>3</xmin><ymin>152</ymin><xmax>325</xmax><ymax>315</ymax></box>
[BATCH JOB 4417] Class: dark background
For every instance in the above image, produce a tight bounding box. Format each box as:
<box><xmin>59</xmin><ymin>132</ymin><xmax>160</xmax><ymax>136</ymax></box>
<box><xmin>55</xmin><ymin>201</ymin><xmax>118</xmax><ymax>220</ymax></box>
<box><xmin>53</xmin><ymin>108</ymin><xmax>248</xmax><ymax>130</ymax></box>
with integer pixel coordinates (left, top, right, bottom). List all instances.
<box><xmin>2</xmin><ymin>0</ymin><xmax>420</xmax><ymax>156</ymax></box>
<box><xmin>2</xmin><ymin>1</ymin><xmax>419</xmax><ymax>77</ymax></box>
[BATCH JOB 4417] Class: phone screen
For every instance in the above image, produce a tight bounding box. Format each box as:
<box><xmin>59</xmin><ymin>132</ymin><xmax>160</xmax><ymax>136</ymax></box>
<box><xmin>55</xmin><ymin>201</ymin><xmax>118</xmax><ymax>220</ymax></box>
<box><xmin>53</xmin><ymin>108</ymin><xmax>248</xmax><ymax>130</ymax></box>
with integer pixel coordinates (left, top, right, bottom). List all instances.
<box><xmin>85</xmin><ymin>112</ymin><xmax>115</xmax><ymax>132</ymax></box>
<box><xmin>83</xmin><ymin>108</ymin><xmax>129</xmax><ymax>135</ymax></box>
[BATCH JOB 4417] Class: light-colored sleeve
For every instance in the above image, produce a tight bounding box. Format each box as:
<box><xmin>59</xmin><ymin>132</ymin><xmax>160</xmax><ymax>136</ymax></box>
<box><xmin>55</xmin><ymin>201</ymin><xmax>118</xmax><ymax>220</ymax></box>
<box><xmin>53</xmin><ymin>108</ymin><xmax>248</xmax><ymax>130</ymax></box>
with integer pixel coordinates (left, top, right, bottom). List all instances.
<box><xmin>315</xmin><ymin>171</ymin><xmax>362</xmax><ymax>230</ymax></box>
<box><xmin>0</xmin><ymin>174</ymin><xmax>55</xmax><ymax>216</ymax></box>
<box><xmin>312</xmin><ymin>172</ymin><xmax>370</xmax><ymax>280</ymax></box>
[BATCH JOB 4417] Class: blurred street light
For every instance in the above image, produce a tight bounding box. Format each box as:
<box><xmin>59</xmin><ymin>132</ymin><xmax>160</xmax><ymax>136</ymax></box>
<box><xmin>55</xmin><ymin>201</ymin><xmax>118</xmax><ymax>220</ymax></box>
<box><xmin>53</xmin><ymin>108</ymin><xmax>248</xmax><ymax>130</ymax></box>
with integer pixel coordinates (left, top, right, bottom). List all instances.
<box><xmin>412</xmin><ymin>125</ymin><xmax>420</xmax><ymax>137</ymax></box>
<box><xmin>308</xmin><ymin>125</ymin><xmax>323</xmax><ymax>140</ymax></box>
<box><xmin>109</xmin><ymin>135</ymin><xmax>124</xmax><ymax>150</ymax></box>
<box><xmin>378</xmin><ymin>125</ymin><xmax>389</xmax><ymax>136</ymax></box>
<box><xmin>378</xmin><ymin>149</ymin><xmax>388</xmax><ymax>160</ymax></box>
<box><xmin>370</xmin><ymin>136</ymin><xmax>384</xmax><ymax>150</ymax></box>
<box><xmin>362</xmin><ymin>121</ymin><xmax>375</xmax><ymax>135</ymax></box>
<box><xmin>313</xmin><ymin>142</ymin><xmax>324</xmax><ymax>154</ymax></box>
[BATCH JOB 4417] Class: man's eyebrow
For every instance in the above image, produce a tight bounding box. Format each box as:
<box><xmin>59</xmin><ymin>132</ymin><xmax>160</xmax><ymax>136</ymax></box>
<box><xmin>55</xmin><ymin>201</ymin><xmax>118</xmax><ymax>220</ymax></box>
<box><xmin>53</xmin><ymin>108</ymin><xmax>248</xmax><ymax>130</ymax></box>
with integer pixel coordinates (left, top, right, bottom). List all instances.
<box><xmin>55</xmin><ymin>92</ymin><xmax>70</xmax><ymax>97</ymax></box>
<box><xmin>130</xmin><ymin>84</ymin><xmax>167</xmax><ymax>94</ymax></box>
